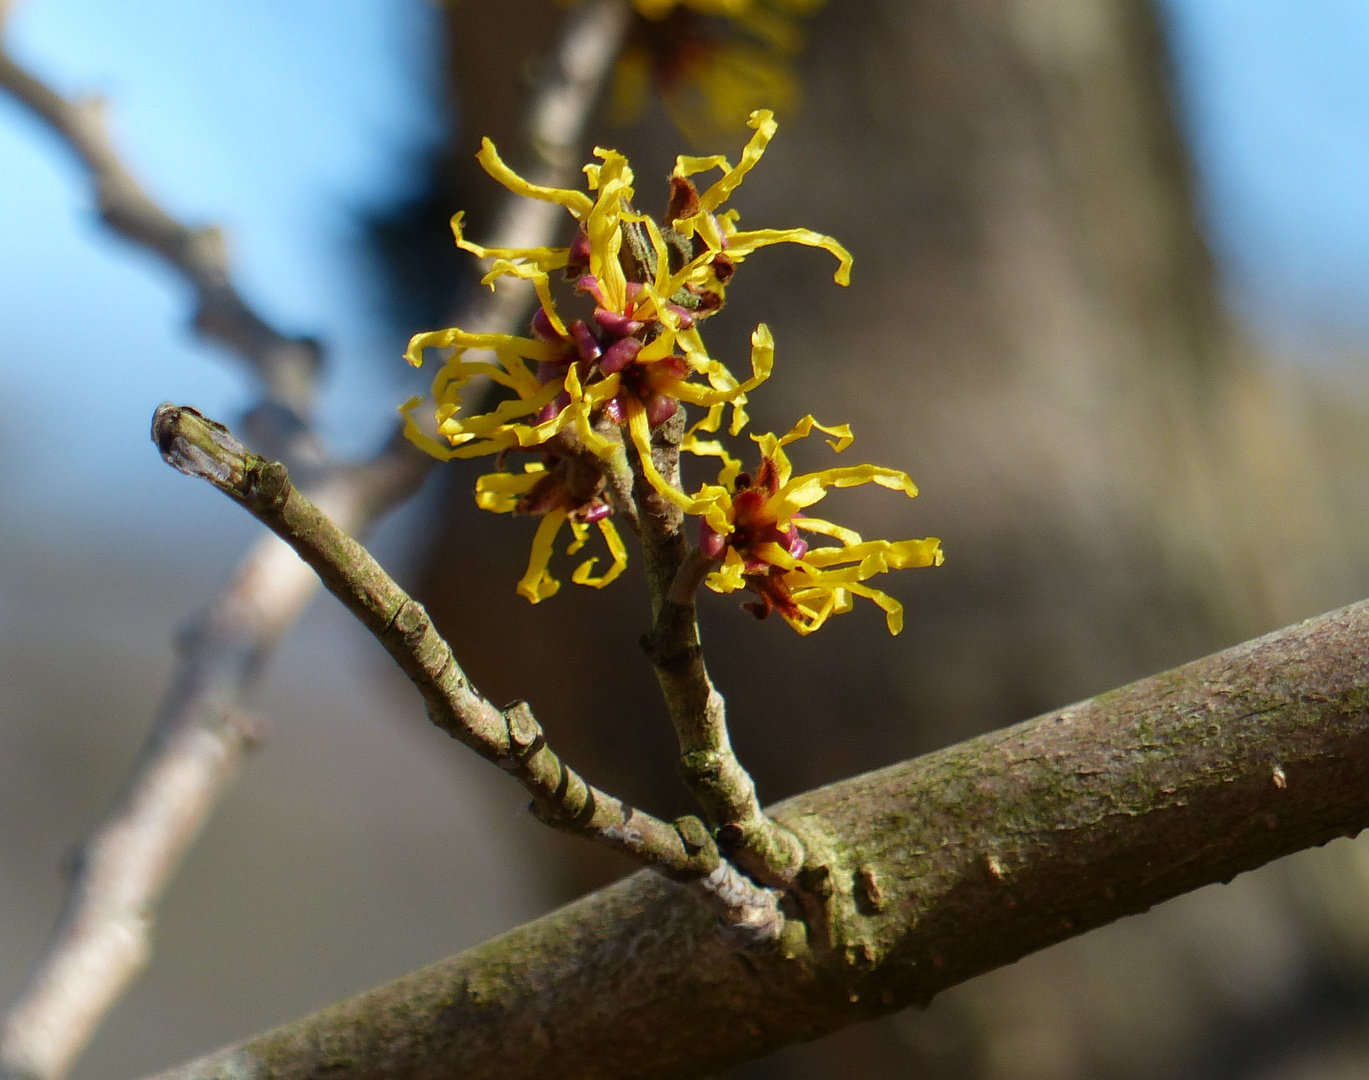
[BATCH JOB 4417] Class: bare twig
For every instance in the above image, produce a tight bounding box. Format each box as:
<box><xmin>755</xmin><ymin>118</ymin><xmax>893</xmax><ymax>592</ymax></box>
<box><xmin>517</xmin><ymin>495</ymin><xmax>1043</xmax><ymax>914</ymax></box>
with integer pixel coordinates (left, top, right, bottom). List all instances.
<box><xmin>152</xmin><ymin>404</ymin><xmax>782</xmax><ymax>939</ymax></box>
<box><xmin>0</xmin><ymin>4</ymin><xmax>631</xmax><ymax>1078</ymax></box>
<box><xmin>145</xmin><ymin>595</ymin><xmax>1369</xmax><ymax>1080</ymax></box>
<box><xmin>0</xmin><ymin>14</ymin><xmax>317</xmax><ymax>412</ymax></box>
<box><xmin>630</xmin><ymin>415</ymin><xmax>805</xmax><ymax>886</ymax></box>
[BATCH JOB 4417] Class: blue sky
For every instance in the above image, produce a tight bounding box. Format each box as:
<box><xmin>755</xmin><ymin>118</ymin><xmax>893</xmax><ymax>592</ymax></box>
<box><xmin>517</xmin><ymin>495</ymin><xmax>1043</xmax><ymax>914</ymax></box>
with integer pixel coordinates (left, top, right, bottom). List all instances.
<box><xmin>0</xmin><ymin>0</ymin><xmax>444</xmax><ymax>537</ymax></box>
<box><xmin>0</xmin><ymin>1</ymin><xmax>1367</xmax><ymax>531</ymax></box>
<box><xmin>1162</xmin><ymin>0</ymin><xmax>1369</xmax><ymax>356</ymax></box>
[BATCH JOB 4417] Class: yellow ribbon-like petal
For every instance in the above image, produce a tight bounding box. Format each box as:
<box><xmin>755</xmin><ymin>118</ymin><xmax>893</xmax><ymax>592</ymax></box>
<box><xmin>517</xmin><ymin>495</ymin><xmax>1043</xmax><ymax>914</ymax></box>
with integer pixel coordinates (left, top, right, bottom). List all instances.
<box><xmin>571</xmin><ymin>518</ymin><xmax>629</xmax><ymax>589</ymax></box>
<box><xmin>517</xmin><ymin>509</ymin><xmax>568</xmax><ymax>604</ymax></box>
<box><xmin>451</xmin><ymin>211</ymin><xmax>569</xmax><ymax>274</ymax></box>
<box><xmin>477</xmin><ymin>139</ymin><xmax>594</xmax><ymax>219</ymax></box>
<box><xmin>721</xmin><ymin>227</ymin><xmax>852</xmax><ymax>286</ymax></box>
<box><xmin>474</xmin><ymin>467</ymin><xmax>544</xmax><ymax>514</ymax></box>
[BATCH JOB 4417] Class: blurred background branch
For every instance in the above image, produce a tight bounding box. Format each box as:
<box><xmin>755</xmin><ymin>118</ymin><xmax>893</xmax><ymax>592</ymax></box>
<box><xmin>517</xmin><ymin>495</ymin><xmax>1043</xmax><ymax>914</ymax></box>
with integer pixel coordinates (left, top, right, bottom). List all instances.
<box><xmin>0</xmin><ymin>3</ymin><xmax>628</xmax><ymax>1077</ymax></box>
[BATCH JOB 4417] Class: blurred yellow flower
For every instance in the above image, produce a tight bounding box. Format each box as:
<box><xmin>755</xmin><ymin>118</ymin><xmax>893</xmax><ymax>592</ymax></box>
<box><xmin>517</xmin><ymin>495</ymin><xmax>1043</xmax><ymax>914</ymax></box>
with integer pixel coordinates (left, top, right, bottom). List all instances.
<box><xmin>610</xmin><ymin>0</ymin><xmax>823</xmax><ymax>142</ymax></box>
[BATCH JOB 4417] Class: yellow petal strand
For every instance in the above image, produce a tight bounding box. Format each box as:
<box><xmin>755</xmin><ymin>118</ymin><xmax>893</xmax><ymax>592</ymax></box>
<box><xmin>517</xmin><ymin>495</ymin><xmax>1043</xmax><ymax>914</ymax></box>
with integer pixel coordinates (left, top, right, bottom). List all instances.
<box><xmin>722</xmin><ymin>227</ymin><xmax>853</xmax><ymax>286</ymax></box>
<box><xmin>793</xmin><ymin>516</ymin><xmax>863</xmax><ymax>547</ymax></box>
<box><xmin>673</xmin><ymin>153</ymin><xmax>733</xmax><ymax>181</ymax></box>
<box><xmin>682</xmin><ymin>428</ymin><xmax>742</xmax><ymax>475</ymax></box>
<box><xmin>799</xmin><ymin>538</ymin><xmax>938</xmax><ymax>573</ymax></box>
<box><xmin>668</xmin><ymin>324</ymin><xmax>773</xmax><ymax>433</ymax></box>
<box><xmin>460</xmin><ymin>360</ymin><xmax>535</xmax><ymax>397</ymax></box>
<box><xmin>476</xmin><ymin>138</ymin><xmax>594</xmax><ymax>219</ymax></box>
<box><xmin>450</xmin><ymin>212</ymin><xmax>569</xmax><ymax>273</ymax></box>
<box><xmin>705</xmin><ymin>547</ymin><xmax>748</xmax><ymax>594</ymax></box>
<box><xmin>566</xmin><ymin>518</ymin><xmax>590</xmax><ymax>556</ymax></box>
<box><xmin>663</xmin><ymin>246</ymin><xmax>723</xmax><ymax>297</ymax></box>
<box><xmin>572</xmin><ymin>518</ymin><xmax>629</xmax><ymax>589</ymax></box>
<box><xmin>476</xmin><ymin>262</ymin><xmax>570</xmax><ymax>340</ymax></box>
<box><xmin>775</xmin><ymin>464</ymin><xmax>918</xmax><ymax>518</ymax></box>
<box><xmin>885</xmin><ymin>537</ymin><xmax>944</xmax><ymax>569</ymax></box>
<box><xmin>399</xmin><ymin>396</ymin><xmax>461</xmax><ymax>461</ymax></box>
<box><xmin>843</xmin><ymin>582</ymin><xmax>905</xmax><ymax>635</ymax></box>
<box><xmin>405</xmin><ymin>326</ymin><xmax>564</xmax><ymax>369</ymax></box>
<box><xmin>697</xmin><ymin>109</ymin><xmax>776</xmax><ymax>213</ymax></box>
<box><xmin>778</xmin><ymin>413</ymin><xmax>854</xmax><ymax>452</ymax></box>
<box><xmin>473</xmin><ymin>469</ymin><xmax>542</xmax><ymax>513</ymax></box>
<box><xmin>639</xmin><ymin>216</ymin><xmax>673</xmax><ymax>296</ymax></box>
<box><xmin>562</xmin><ymin>367</ymin><xmax>619</xmax><ymax>460</ymax></box>
<box><xmin>687</xmin><ymin>402</ymin><xmax>727</xmax><ymax>437</ymax></box>
<box><xmin>516</xmin><ymin>509</ymin><xmax>568</xmax><ymax>604</ymax></box>
<box><xmin>627</xmin><ymin>404</ymin><xmax>696</xmax><ymax>511</ymax></box>
<box><xmin>782</xmin><ymin>588</ymin><xmax>840</xmax><ymax>636</ymax></box>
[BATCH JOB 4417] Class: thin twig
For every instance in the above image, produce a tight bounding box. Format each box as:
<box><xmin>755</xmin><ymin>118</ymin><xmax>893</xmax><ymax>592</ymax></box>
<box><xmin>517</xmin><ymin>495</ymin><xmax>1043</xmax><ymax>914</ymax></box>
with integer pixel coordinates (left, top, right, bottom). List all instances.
<box><xmin>0</xmin><ymin>15</ymin><xmax>317</xmax><ymax>413</ymax></box>
<box><xmin>0</xmin><ymin>4</ymin><xmax>632</xmax><ymax>1078</ymax></box>
<box><xmin>631</xmin><ymin>414</ymin><xmax>805</xmax><ymax>886</ymax></box>
<box><xmin>152</xmin><ymin>404</ymin><xmax>782</xmax><ymax>940</ymax></box>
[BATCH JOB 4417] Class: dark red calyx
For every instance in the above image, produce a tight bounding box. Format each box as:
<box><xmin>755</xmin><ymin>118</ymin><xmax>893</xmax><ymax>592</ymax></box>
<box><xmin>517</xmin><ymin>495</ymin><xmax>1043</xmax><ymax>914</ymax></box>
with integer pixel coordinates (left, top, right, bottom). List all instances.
<box><xmin>599</xmin><ymin>336</ymin><xmax>644</xmax><ymax>375</ymax></box>
<box><xmin>698</xmin><ymin>520</ymin><xmax>727</xmax><ymax>561</ymax></box>
<box><xmin>529</xmin><ymin>306</ymin><xmax>562</xmax><ymax>343</ymax></box>
<box><xmin>665</xmin><ymin>175</ymin><xmax>701</xmax><ymax>223</ymax></box>
<box><xmin>593</xmin><ymin>308</ymin><xmax>645</xmax><ymax>338</ymax></box>
<box><xmin>570</xmin><ymin>320</ymin><xmax>602</xmax><ymax>363</ymax></box>
<box><xmin>568</xmin><ymin>227</ymin><xmax>592</xmax><ymax>270</ymax></box>
<box><xmin>644</xmin><ymin>393</ymin><xmax>678</xmax><ymax>427</ymax></box>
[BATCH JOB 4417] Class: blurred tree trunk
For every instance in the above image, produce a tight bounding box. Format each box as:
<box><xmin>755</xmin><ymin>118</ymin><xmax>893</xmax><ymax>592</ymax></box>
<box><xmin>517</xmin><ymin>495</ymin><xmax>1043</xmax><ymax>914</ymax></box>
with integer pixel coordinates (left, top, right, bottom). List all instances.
<box><xmin>408</xmin><ymin>1</ymin><xmax>1369</xmax><ymax>1077</ymax></box>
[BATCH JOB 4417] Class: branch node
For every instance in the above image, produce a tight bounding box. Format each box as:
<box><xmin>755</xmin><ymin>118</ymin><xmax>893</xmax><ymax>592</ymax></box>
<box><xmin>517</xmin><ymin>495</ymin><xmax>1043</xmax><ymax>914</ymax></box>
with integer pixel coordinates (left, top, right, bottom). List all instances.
<box><xmin>391</xmin><ymin>598</ymin><xmax>430</xmax><ymax>641</ymax></box>
<box><xmin>854</xmin><ymin>867</ymin><xmax>887</xmax><ymax>914</ymax></box>
<box><xmin>797</xmin><ymin>862</ymin><xmax>834</xmax><ymax>900</ymax></box>
<box><xmin>246</xmin><ymin>460</ymin><xmax>291</xmax><ymax>513</ymax></box>
<box><xmin>673</xmin><ymin>815</ymin><xmax>712</xmax><ymax>856</ymax></box>
<box><xmin>503</xmin><ymin>700</ymin><xmax>545</xmax><ymax>758</ymax></box>
<box><xmin>679</xmin><ymin>749</ymin><xmax>723</xmax><ymax>786</ymax></box>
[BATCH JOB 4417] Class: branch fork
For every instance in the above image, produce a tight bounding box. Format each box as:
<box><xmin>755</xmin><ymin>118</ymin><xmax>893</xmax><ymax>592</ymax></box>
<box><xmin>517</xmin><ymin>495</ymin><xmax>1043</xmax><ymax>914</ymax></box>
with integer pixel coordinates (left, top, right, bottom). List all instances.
<box><xmin>152</xmin><ymin>404</ymin><xmax>786</xmax><ymax>943</ymax></box>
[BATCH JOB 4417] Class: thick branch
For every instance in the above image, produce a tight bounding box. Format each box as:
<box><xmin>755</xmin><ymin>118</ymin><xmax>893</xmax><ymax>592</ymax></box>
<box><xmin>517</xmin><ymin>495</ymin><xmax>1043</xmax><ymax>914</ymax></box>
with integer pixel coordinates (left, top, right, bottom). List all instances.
<box><xmin>148</xmin><ymin>597</ymin><xmax>1369</xmax><ymax>1080</ymax></box>
<box><xmin>152</xmin><ymin>404</ymin><xmax>782</xmax><ymax>942</ymax></box>
<box><xmin>631</xmin><ymin>415</ymin><xmax>804</xmax><ymax>885</ymax></box>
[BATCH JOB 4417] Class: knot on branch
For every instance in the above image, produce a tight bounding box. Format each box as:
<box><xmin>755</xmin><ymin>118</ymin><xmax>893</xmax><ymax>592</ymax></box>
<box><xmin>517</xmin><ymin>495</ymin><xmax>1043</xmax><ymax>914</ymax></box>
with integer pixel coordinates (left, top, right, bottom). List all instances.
<box><xmin>391</xmin><ymin>599</ymin><xmax>432</xmax><ymax>645</ymax></box>
<box><xmin>673</xmin><ymin>815</ymin><xmax>714</xmax><ymax>857</ymax></box>
<box><xmin>527</xmin><ymin>773</ymin><xmax>597</xmax><ymax>830</ymax></box>
<box><xmin>500</xmin><ymin>701</ymin><xmax>546</xmax><ymax>765</ymax></box>
<box><xmin>679</xmin><ymin>749</ymin><xmax>724</xmax><ymax>788</ymax></box>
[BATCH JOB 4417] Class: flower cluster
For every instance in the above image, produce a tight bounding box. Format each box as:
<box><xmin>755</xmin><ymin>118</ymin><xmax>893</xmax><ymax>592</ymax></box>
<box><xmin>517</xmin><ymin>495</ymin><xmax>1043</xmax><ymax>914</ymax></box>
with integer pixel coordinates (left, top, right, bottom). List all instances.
<box><xmin>690</xmin><ymin>417</ymin><xmax>943</xmax><ymax>634</ymax></box>
<box><xmin>403</xmin><ymin>109</ymin><xmax>939</xmax><ymax>633</ymax></box>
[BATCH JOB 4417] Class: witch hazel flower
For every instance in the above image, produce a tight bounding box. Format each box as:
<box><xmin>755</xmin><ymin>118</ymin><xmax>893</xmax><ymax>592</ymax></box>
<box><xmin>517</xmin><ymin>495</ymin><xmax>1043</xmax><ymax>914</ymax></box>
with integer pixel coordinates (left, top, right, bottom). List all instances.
<box><xmin>398</xmin><ymin>113</ymin><xmax>860</xmax><ymax>605</ymax></box>
<box><xmin>689</xmin><ymin>416</ymin><xmax>943</xmax><ymax>635</ymax></box>
<box><xmin>473</xmin><ymin>436</ymin><xmax>627</xmax><ymax>604</ymax></box>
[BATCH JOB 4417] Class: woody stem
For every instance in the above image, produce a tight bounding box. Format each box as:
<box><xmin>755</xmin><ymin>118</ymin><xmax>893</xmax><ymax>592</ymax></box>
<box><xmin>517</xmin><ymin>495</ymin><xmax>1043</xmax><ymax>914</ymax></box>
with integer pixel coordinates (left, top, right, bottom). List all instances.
<box><xmin>630</xmin><ymin>411</ymin><xmax>805</xmax><ymax>887</ymax></box>
<box><xmin>151</xmin><ymin>404</ymin><xmax>784</xmax><ymax>946</ymax></box>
